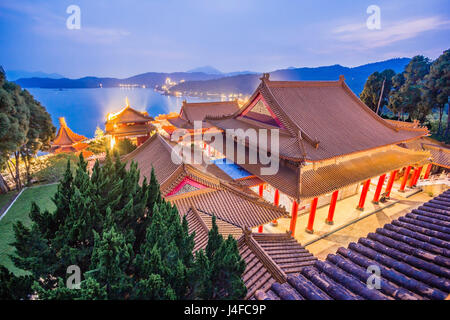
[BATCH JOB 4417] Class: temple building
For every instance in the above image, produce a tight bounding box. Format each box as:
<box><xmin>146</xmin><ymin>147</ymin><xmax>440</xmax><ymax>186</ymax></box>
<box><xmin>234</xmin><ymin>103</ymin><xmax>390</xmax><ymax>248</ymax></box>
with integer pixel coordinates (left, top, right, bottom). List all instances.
<box><xmin>153</xmin><ymin>100</ymin><xmax>239</xmax><ymax>138</ymax></box>
<box><xmin>105</xmin><ymin>98</ymin><xmax>155</xmax><ymax>147</ymax></box>
<box><xmin>399</xmin><ymin>136</ymin><xmax>450</xmax><ymax>178</ymax></box>
<box><xmin>205</xmin><ymin>74</ymin><xmax>432</xmax><ymax>236</ymax></box>
<box><xmin>51</xmin><ymin>117</ymin><xmax>92</xmax><ymax>157</ymax></box>
<box><xmin>122</xmin><ymin>79</ymin><xmax>449</xmax><ymax>299</ymax></box>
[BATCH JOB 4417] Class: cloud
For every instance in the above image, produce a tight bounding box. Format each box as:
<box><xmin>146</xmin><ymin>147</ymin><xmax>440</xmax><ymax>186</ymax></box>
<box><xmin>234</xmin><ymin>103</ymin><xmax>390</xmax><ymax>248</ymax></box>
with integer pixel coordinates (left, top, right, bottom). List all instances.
<box><xmin>332</xmin><ymin>16</ymin><xmax>450</xmax><ymax>49</ymax></box>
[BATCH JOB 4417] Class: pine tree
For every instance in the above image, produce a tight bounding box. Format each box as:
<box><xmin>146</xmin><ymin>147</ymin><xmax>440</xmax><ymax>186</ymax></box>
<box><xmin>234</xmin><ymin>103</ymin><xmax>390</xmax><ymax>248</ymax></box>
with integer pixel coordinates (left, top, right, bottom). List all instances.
<box><xmin>7</xmin><ymin>153</ymin><xmax>247</xmax><ymax>300</ymax></box>
<box><xmin>194</xmin><ymin>216</ymin><xmax>247</xmax><ymax>300</ymax></box>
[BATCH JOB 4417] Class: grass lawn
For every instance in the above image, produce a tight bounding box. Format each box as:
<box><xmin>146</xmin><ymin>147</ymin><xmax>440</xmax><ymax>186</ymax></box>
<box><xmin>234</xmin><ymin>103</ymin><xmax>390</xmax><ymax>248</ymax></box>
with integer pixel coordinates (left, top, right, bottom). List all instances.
<box><xmin>0</xmin><ymin>184</ymin><xmax>58</xmax><ymax>275</ymax></box>
<box><xmin>0</xmin><ymin>191</ymin><xmax>18</xmax><ymax>213</ymax></box>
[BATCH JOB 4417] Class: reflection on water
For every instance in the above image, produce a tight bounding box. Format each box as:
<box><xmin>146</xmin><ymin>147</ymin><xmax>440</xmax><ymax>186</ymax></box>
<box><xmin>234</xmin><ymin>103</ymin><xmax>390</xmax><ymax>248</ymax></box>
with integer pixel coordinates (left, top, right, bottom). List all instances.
<box><xmin>27</xmin><ymin>88</ymin><xmax>209</xmax><ymax>137</ymax></box>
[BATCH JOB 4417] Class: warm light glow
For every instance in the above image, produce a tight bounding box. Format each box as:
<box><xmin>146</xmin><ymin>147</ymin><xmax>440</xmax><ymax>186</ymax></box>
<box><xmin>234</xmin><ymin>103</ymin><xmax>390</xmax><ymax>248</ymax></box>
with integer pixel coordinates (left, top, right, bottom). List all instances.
<box><xmin>110</xmin><ymin>136</ymin><xmax>116</xmax><ymax>149</ymax></box>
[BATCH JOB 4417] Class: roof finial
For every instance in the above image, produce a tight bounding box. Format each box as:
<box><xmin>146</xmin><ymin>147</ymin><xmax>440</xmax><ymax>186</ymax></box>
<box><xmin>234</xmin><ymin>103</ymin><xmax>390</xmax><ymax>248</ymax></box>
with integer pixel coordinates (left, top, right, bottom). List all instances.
<box><xmin>59</xmin><ymin>117</ymin><xmax>67</xmax><ymax>127</ymax></box>
<box><xmin>260</xmin><ymin>73</ymin><xmax>270</xmax><ymax>81</ymax></box>
<box><xmin>125</xmin><ymin>96</ymin><xmax>130</xmax><ymax>107</ymax></box>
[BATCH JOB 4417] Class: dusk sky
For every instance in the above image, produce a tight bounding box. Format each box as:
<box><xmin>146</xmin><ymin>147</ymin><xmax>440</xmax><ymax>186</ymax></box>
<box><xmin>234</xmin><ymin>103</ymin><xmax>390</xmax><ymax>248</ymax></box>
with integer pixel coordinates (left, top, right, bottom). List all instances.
<box><xmin>0</xmin><ymin>0</ymin><xmax>449</xmax><ymax>78</ymax></box>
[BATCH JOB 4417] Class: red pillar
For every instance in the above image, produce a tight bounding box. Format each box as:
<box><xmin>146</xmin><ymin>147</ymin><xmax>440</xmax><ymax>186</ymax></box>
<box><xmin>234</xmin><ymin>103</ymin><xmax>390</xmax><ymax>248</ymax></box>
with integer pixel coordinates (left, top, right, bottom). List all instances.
<box><xmin>258</xmin><ymin>184</ymin><xmax>264</xmax><ymax>197</ymax></box>
<box><xmin>289</xmin><ymin>200</ymin><xmax>299</xmax><ymax>235</ymax></box>
<box><xmin>372</xmin><ymin>174</ymin><xmax>386</xmax><ymax>204</ymax></box>
<box><xmin>258</xmin><ymin>225</ymin><xmax>263</xmax><ymax>233</ymax></box>
<box><xmin>306</xmin><ymin>197</ymin><xmax>318</xmax><ymax>234</ymax></box>
<box><xmin>408</xmin><ymin>168</ymin><xmax>418</xmax><ymax>188</ymax></box>
<box><xmin>413</xmin><ymin>166</ymin><xmax>423</xmax><ymax>186</ymax></box>
<box><xmin>399</xmin><ymin>166</ymin><xmax>412</xmax><ymax>192</ymax></box>
<box><xmin>271</xmin><ymin>189</ymin><xmax>280</xmax><ymax>225</ymax></box>
<box><xmin>384</xmin><ymin>170</ymin><xmax>398</xmax><ymax>199</ymax></box>
<box><xmin>325</xmin><ymin>190</ymin><xmax>339</xmax><ymax>225</ymax></box>
<box><xmin>424</xmin><ymin>163</ymin><xmax>433</xmax><ymax>180</ymax></box>
<box><xmin>357</xmin><ymin>179</ymin><xmax>371</xmax><ymax>210</ymax></box>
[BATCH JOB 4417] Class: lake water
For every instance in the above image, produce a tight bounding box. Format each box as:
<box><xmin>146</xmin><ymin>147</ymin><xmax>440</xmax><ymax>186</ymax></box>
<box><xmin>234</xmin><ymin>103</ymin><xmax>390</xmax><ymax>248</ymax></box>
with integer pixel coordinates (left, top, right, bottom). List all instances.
<box><xmin>27</xmin><ymin>88</ymin><xmax>210</xmax><ymax>137</ymax></box>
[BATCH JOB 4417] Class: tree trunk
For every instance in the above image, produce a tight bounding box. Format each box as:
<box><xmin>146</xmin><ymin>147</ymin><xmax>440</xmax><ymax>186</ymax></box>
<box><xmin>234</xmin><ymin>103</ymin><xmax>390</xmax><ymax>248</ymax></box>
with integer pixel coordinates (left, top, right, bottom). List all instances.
<box><xmin>0</xmin><ymin>173</ymin><xmax>10</xmax><ymax>193</ymax></box>
<box><xmin>21</xmin><ymin>150</ymin><xmax>32</xmax><ymax>186</ymax></box>
<box><xmin>444</xmin><ymin>104</ymin><xmax>450</xmax><ymax>139</ymax></box>
<box><xmin>437</xmin><ymin>106</ymin><xmax>443</xmax><ymax>136</ymax></box>
<box><xmin>14</xmin><ymin>152</ymin><xmax>22</xmax><ymax>190</ymax></box>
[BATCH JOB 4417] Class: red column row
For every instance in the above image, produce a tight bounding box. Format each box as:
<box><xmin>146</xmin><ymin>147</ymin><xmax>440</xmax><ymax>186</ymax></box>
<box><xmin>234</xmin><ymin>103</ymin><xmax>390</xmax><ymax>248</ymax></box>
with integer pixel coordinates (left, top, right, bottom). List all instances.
<box><xmin>424</xmin><ymin>163</ymin><xmax>433</xmax><ymax>180</ymax></box>
<box><xmin>357</xmin><ymin>179</ymin><xmax>371</xmax><ymax>210</ymax></box>
<box><xmin>258</xmin><ymin>184</ymin><xmax>264</xmax><ymax>233</ymax></box>
<box><xmin>271</xmin><ymin>189</ymin><xmax>280</xmax><ymax>226</ymax></box>
<box><xmin>372</xmin><ymin>174</ymin><xmax>386</xmax><ymax>204</ymax></box>
<box><xmin>399</xmin><ymin>166</ymin><xmax>412</xmax><ymax>192</ymax></box>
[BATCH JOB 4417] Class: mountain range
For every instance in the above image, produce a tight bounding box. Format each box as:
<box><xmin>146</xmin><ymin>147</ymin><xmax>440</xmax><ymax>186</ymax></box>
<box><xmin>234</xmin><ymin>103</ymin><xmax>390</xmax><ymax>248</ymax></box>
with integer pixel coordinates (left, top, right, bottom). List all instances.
<box><xmin>14</xmin><ymin>58</ymin><xmax>411</xmax><ymax>95</ymax></box>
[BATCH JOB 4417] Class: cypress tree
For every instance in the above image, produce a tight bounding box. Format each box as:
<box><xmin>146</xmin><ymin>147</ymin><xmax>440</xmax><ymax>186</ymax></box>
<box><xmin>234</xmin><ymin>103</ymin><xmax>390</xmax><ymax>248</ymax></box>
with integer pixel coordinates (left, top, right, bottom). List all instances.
<box><xmin>6</xmin><ymin>152</ymin><xmax>246</xmax><ymax>299</ymax></box>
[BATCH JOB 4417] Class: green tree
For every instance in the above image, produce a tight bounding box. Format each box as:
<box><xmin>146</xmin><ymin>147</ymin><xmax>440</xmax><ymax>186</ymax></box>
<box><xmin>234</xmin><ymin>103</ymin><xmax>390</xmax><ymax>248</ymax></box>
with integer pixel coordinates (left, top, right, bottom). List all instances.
<box><xmin>115</xmin><ymin>138</ymin><xmax>136</xmax><ymax>156</ymax></box>
<box><xmin>422</xmin><ymin>49</ymin><xmax>450</xmax><ymax>137</ymax></box>
<box><xmin>19</xmin><ymin>89</ymin><xmax>55</xmax><ymax>185</ymax></box>
<box><xmin>0</xmin><ymin>265</ymin><xmax>33</xmax><ymax>300</ymax></box>
<box><xmin>360</xmin><ymin>69</ymin><xmax>395</xmax><ymax>114</ymax></box>
<box><xmin>388</xmin><ymin>56</ymin><xmax>431</xmax><ymax>122</ymax></box>
<box><xmin>5</xmin><ymin>153</ymin><xmax>246</xmax><ymax>300</ymax></box>
<box><xmin>0</xmin><ymin>67</ymin><xmax>55</xmax><ymax>191</ymax></box>
<box><xmin>193</xmin><ymin>216</ymin><xmax>247</xmax><ymax>300</ymax></box>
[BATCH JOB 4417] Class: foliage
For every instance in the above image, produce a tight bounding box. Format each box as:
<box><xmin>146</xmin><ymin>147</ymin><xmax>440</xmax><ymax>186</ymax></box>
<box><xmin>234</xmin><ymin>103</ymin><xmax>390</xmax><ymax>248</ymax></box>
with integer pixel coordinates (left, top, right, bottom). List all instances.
<box><xmin>4</xmin><ymin>153</ymin><xmax>246</xmax><ymax>299</ymax></box>
<box><xmin>422</xmin><ymin>49</ymin><xmax>450</xmax><ymax>137</ymax></box>
<box><xmin>33</xmin><ymin>153</ymin><xmax>78</xmax><ymax>183</ymax></box>
<box><xmin>0</xmin><ymin>265</ymin><xmax>33</xmax><ymax>299</ymax></box>
<box><xmin>360</xmin><ymin>69</ymin><xmax>395</xmax><ymax>114</ymax></box>
<box><xmin>115</xmin><ymin>138</ymin><xmax>136</xmax><ymax>156</ymax></box>
<box><xmin>0</xmin><ymin>67</ymin><xmax>55</xmax><ymax>191</ymax></box>
<box><xmin>87</xmin><ymin>137</ymin><xmax>108</xmax><ymax>155</ymax></box>
<box><xmin>193</xmin><ymin>216</ymin><xmax>247</xmax><ymax>300</ymax></box>
<box><xmin>0</xmin><ymin>184</ymin><xmax>57</xmax><ymax>276</ymax></box>
<box><xmin>361</xmin><ymin>50</ymin><xmax>449</xmax><ymax>142</ymax></box>
<box><xmin>387</xmin><ymin>55</ymin><xmax>431</xmax><ymax>122</ymax></box>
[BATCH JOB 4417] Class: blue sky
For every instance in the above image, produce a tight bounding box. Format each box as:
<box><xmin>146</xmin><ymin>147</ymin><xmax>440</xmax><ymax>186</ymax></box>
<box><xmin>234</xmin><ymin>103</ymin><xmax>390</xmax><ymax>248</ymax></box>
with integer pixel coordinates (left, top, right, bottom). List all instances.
<box><xmin>0</xmin><ymin>0</ymin><xmax>449</xmax><ymax>78</ymax></box>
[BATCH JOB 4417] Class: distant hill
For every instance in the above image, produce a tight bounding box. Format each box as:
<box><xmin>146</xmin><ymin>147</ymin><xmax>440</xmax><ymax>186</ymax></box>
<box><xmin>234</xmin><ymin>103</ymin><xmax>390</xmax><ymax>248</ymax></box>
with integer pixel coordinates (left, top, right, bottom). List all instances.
<box><xmin>6</xmin><ymin>70</ymin><xmax>64</xmax><ymax>81</ymax></box>
<box><xmin>15</xmin><ymin>71</ymin><xmax>223</xmax><ymax>89</ymax></box>
<box><xmin>170</xmin><ymin>58</ymin><xmax>411</xmax><ymax>96</ymax></box>
<box><xmin>187</xmin><ymin>66</ymin><xmax>223</xmax><ymax>75</ymax></box>
<box><xmin>14</xmin><ymin>58</ymin><xmax>410</xmax><ymax>95</ymax></box>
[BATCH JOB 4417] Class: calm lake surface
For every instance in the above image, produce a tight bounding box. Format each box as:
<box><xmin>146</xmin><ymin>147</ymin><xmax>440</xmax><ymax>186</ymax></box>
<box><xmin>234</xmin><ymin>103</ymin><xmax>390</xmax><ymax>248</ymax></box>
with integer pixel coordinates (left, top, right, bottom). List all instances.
<box><xmin>27</xmin><ymin>88</ymin><xmax>210</xmax><ymax>137</ymax></box>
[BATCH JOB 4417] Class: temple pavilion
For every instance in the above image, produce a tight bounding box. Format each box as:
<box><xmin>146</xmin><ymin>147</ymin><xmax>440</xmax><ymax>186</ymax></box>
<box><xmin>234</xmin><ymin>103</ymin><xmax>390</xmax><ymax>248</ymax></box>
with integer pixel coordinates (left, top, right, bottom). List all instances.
<box><xmin>205</xmin><ymin>74</ymin><xmax>432</xmax><ymax>235</ymax></box>
<box><xmin>51</xmin><ymin>117</ymin><xmax>91</xmax><ymax>156</ymax></box>
<box><xmin>105</xmin><ymin>98</ymin><xmax>155</xmax><ymax>147</ymax></box>
<box><xmin>123</xmin><ymin>133</ymin><xmax>319</xmax><ymax>299</ymax></box>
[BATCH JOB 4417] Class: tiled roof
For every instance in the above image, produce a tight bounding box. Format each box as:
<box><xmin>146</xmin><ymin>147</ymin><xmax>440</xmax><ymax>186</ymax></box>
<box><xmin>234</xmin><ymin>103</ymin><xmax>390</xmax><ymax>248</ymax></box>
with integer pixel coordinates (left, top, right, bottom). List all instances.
<box><xmin>185</xmin><ymin>208</ymin><xmax>242</xmax><ymax>252</ymax></box>
<box><xmin>257</xmin><ymin>190</ymin><xmax>450</xmax><ymax>300</ymax></box>
<box><xmin>52</xmin><ymin>117</ymin><xmax>87</xmax><ymax>147</ymax></box>
<box><xmin>122</xmin><ymin>134</ymin><xmax>182</xmax><ymax>185</ymax></box>
<box><xmin>423</xmin><ymin>144</ymin><xmax>450</xmax><ymax>169</ymax></box>
<box><xmin>180</xmin><ymin>100</ymin><xmax>239</xmax><ymax>122</ymax></box>
<box><xmin>124</xmin><ymin>134</ymin><xmax>288</xmax><ymax>228</ymax></box>
<box><xmin>299</xmin><ymin>146</ymin><xmax>431</xmax><ymax>199</ymax></box>
<box><xmin>212</xmin><ymin>135</ymin><xmax>430</xmax><ymax>200</ymax></box>
<box><xmin>401</xmin><ymin>137</ymin><xmax>450</xmax><ymax>169</ymax></box>
<box><xmin>106</xmin><ymin>105</ymin><xmax>153</xmax><ymax>124</ymax></box>
<box><xmin>106</xmin><ymin>123</ymin><xmax>155</xmax><ymax>136</ymax></box>
<box><xmin>238</xmin><ymin>231</ymin><xmax>317</xmax><ymax>299</ymax></box>
<box><xmin>207</xmin><ymin>75</ymin><xmax>428</xmax><ymax>162</ymax></box>
<box><xmin>168</xmin><ymin>178</ymin><xmax>288</xmax><ymax>229</ymax></box>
